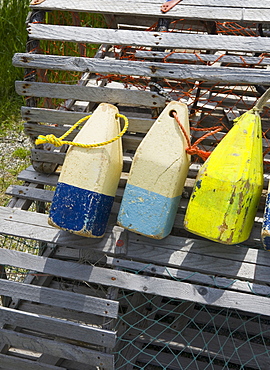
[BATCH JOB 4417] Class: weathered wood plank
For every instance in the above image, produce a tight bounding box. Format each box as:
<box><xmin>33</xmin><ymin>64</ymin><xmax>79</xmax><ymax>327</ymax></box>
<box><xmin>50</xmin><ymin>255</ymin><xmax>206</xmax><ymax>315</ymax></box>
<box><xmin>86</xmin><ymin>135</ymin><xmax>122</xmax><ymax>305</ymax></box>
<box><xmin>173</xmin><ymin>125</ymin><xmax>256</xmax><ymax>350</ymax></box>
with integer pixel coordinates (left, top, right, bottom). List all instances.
<box><xmin>6</xmin><ymin>185</ymin><xmax>54</xmax><ymax>203</ymax></box>
<box><xmin>17</xmin><ymin>166</ymin><xmax>60</xmax><ymax>186</ymax></box>
<box><xmin>25</xmin><ymin>24</ymin><xmax>270</xmax><ymax>53</ymax></box>
<box><xmin>13</xmin><ymin>53</ymin><xmax>270</xmax><ymax>85</ymax></box>
<box><xmin>137</xmin><ymin>349</ymin><xmax>223</xmax><ymax>370</ymax></box>
<box><xmin>0</xmin><ymin>279</ymin><xmax>118</xmax><ymax>319</ymax></box>
<box><xmin>0</xmin><ymin>329</ymin><xmax>114</xmax><ymax>368</ymax></box>
<box><xmin>0</xmin><ymin>248</ymin><xmax>270</xmax><ymax>315</ymax></box>
<box><xmin>29</xmin><ymin>0</ymin><xmax>270</xmax><ymax>23</ymax></box>
<box><xmin>15</xmin><ymin>81</ymin><xmax>165</xmax><ymax>108</ymax></box>
<box><xmin>0</xmin><ymin>306</ymin><xmax>116</xmax><ymax>348</ymax></box>
<box><xmin>0</xmin><ymin>206</ymin><xmax>268</xmax><ymax>275</ymax></box>
<box><xmin>0</xmin><ymin>354</ymin><xmax>65</xmax><ymax>370</ymax></box>
<box><xmin>136</xmin><ymin>50</ymin><xmax>270</xmax><ymax>66</ymax></box>
<box><xmin>130</xmin><ymin>327</ymin><xmax>270</xmax><ymax>369</ymax></box>
<box><xmin>21</xmin><ymin>107</ymin><xmax>154</xmax><ymax>133</ymax></box>
<box><xmin>103</xmin><ymin>256</ymin><xmax>270</xmax><ymax>296</ymax></box>
<box><xmin>18</xmin><ymin>301</ymin><xmax>108</xmax><ymax>327</ymax></box>
<box><xmin>30</xmin><ymin>0</ymin><xmax>270</xmax><ymax>9</ymax></box>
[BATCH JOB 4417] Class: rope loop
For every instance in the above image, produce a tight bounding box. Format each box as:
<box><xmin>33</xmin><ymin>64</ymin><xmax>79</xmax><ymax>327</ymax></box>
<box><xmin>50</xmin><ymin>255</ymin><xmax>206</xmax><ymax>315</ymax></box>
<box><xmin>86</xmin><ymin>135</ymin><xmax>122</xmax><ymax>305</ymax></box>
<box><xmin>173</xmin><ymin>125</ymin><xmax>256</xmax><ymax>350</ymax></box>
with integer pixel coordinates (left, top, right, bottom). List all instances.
<box><xmin>35</xmin><ymin>113</ymin><xmax>129</xmax><ymax>148</ymax></box>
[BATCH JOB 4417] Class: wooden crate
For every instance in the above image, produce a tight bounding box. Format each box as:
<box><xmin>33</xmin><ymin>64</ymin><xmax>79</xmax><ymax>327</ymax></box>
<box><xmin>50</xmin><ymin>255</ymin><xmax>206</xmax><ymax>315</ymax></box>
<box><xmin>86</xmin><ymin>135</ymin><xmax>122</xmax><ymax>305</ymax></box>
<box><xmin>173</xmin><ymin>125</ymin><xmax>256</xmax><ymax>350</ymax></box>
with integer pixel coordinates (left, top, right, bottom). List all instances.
<box><xmin>1</xmin><ymin>1</ymin><xmax>270</xmax><ymax>368</ymax></box>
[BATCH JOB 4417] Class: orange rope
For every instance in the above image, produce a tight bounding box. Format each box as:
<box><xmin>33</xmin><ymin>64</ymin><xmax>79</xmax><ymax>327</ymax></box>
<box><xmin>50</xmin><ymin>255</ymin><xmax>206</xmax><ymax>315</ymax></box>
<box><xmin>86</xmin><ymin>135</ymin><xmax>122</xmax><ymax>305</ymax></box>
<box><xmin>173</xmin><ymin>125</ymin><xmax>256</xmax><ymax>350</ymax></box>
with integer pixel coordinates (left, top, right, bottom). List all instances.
<box><xmin>173</xmin><ymin>112</ymin><xmax>223</xmax><ymax>161</ymax></box>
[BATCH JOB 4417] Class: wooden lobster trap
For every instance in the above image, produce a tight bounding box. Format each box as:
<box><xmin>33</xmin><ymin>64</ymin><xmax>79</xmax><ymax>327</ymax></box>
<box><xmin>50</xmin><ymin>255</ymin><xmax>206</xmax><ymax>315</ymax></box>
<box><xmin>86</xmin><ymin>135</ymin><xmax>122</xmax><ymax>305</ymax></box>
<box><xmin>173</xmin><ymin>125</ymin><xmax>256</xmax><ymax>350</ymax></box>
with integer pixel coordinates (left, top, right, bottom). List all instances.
<box><xmin>1</xmin><ymin>0</ymin><xmax>270</xmax><ymax>369</ymax></box>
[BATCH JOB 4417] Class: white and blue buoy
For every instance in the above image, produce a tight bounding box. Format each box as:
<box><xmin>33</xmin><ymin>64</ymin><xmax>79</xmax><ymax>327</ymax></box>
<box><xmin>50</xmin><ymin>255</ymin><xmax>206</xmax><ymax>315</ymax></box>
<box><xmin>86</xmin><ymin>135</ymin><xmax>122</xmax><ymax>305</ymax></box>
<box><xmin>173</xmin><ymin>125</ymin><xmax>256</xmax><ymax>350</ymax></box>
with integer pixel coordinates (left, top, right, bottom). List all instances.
<box><xmin>117</xmin><ymin>101</ymin><xmax>190</xmax><ymax>239</ymax></box>
<box><xmin>48</xmin><ymin>103</ymin><xmax>123</xmax><ymax>238</ymax></box>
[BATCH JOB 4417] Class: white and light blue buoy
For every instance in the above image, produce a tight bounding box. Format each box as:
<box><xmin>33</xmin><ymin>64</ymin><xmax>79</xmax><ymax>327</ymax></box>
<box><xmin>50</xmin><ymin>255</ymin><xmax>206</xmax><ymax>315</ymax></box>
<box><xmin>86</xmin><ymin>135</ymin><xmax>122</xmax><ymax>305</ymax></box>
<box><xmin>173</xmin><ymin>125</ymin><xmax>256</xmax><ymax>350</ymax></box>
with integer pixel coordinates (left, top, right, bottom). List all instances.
<box><xmin>117</xmin><ymin>101</ymin><xmax>190</xmax><ymax>239</ymax></box>
<box><xmin>48</xmin><ymin>103</ymin><xmax>123</xmax><ymax>238</ymax></box>
<box><xmin>262</xmin><ymin>181</ymin><xmax>270</xmax><ymax>250</ymax></box>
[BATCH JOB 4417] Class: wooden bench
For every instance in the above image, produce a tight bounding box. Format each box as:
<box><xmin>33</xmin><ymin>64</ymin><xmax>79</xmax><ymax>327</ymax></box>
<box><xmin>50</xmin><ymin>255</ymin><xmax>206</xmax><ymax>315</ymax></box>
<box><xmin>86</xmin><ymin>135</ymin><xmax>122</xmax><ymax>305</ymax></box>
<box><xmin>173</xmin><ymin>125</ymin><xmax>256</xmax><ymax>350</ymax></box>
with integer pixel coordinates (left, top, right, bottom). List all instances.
<box><xmin>1</xmin><ymin>1</ymin><xmax>270</xmax><ymax>368</ymax></box>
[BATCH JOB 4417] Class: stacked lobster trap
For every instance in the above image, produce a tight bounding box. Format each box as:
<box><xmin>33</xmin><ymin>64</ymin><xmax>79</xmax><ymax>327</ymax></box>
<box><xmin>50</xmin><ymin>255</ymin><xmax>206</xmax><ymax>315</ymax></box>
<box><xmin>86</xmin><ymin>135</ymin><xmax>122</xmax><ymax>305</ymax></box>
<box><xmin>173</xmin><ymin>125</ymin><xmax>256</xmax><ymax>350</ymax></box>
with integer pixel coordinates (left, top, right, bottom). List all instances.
<box><xmin>0</xmin><ymin>0</ymin><xmax>270</xmax><ymax>369</ymax></box>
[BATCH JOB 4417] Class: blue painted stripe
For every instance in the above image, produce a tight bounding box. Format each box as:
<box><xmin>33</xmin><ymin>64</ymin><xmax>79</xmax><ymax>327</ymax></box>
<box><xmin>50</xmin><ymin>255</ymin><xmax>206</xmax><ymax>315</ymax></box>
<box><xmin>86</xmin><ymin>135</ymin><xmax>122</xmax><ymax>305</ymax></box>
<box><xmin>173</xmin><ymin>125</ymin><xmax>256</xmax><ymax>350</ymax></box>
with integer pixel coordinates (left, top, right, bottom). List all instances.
<box><xmin>117</xmin><ymin>183</ymin><xmax>181</xmax><ymax>239</ymax></box>
<box><xmin>49</xmin><ymin>182</ymin><xmax>114</xmax><ymax>237</ymax></box>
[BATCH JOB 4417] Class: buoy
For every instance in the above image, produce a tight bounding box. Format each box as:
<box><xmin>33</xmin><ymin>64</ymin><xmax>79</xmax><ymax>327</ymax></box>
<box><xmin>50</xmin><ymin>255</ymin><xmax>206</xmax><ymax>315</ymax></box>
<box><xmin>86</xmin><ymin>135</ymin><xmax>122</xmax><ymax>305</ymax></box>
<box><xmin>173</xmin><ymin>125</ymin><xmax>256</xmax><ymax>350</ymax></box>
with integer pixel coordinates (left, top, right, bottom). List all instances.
<box><xmin>48</xmin><ymin>103</ymin><xmax>123</xmax><ymax>238</ymax></box>
<box><xmin>184</xmin><ymin>98</ymin><xmax>265</xmax><ymax>245</ymax></box>
<box><xmin>117</xmin><ymin>101</ymin><xmax>190</xmax><ymax>239</ymax></box>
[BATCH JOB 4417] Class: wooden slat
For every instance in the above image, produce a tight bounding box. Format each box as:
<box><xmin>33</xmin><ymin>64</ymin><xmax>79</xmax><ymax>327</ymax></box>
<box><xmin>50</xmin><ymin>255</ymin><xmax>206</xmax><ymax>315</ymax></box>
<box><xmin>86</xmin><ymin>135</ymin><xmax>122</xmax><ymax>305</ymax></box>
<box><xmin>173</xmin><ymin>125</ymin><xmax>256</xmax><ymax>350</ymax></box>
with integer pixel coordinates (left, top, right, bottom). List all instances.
<box><xmin>0</xmin><ymin>279</ymin><xmax>118</xmax><ymax>319</ymax></box>
<box><xmin>0</xmin><ymin>329</ymin><xmax>114</xmax><ymax>368</ymax></box>
<box><xmin>0</xmin><ymin>205</ymin><xmax>268</xmax><ymax>274</ymax></box>
<box><xmin>30</xmin><ymin>0</ymin><xmax>270</xmax><ymax>23</ymax></box>
<box><xmin>13</xmin><ymin>53</ymin><xmax>270</xmax><ymax>86</ymax></box>
<box><xmin>26</xmin><ymin>24</ymin><xmax>270</xmax><ymax>53</ymax></box>
<box><xmin>129</xmin><ymin>327</ymin><xmax>270</xmax><ymax>369</ymax></box>
<box><xmin>0</xmin><ymin>306</ymin><xmax>116</xmax><ymax>348</ymax></box>
<box><xmin>0</xmin><ymin>354</ymin><xmax>65</xmax><ymax>370</ymax></box>
<box><xmin>136</xmin><ymin>349</ymin><xmax>223</xmax><ymax>370</ymax></box>
<box><xmin>0</xmin><ymin>248</ymin><xmax>270</xmax><ymax>315</ymax></box>
<box><xmin>135</xmin><ymin>50</ymin><xmax>270</xmax><ymax>66</ymax></box>
<box><xmin>6</xmin><ymin>185</ymin><xmax>54</xmax><ymax>203</ymax></box>
<box><xmin>103</xmin><ymin>256</ymin><xmax>270</xmax><ymax>296</ymax></box>
<box><xmin>15</xmin><ymin>81</ymin><xmax>165</xmax><ymax>108</ymax></box>
<box><xmin>21</xmin><ymin>107</ymin><xmax>154</xmax><ymax>133</ymax></box>
<box><xmin>18</xmin><ymin>301</ymin><xmax>108</xmax><ymax>327</ymax></box>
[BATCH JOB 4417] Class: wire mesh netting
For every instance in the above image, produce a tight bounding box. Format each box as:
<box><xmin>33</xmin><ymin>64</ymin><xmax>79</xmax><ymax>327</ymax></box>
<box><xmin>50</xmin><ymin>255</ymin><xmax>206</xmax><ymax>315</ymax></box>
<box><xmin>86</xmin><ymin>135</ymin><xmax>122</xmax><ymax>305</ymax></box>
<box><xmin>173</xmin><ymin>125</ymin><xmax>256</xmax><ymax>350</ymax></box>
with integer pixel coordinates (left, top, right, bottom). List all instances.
<box><xmin>1</xmin><ymin>236</ymin><xmax>270</xmax><ymax>369</ymax></box>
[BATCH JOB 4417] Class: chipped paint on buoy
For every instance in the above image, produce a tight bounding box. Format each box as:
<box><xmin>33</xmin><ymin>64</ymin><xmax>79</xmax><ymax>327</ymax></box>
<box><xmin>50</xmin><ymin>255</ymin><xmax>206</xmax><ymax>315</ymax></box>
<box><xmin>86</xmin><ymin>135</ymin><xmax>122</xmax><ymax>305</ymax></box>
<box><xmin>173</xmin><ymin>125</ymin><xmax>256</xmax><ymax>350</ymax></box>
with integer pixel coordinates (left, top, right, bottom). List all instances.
<box><xmin>262</xmin><ymin>181</ymin><xmax>270</xmax><ymax>250</ymax></box>
<box><xmin>117</xmin><ymin>101</ymin><xmax>190</xmax><ymax>239</ymax></box>
<box><xmin>184</xmin><ymin>110</ymin><xmax>263</xmax><ymax>245</ymax></box>
<box><xmin>48</xmin><ymin>103</ymin><xmax>123</xmax><ymax>238</ymax></box>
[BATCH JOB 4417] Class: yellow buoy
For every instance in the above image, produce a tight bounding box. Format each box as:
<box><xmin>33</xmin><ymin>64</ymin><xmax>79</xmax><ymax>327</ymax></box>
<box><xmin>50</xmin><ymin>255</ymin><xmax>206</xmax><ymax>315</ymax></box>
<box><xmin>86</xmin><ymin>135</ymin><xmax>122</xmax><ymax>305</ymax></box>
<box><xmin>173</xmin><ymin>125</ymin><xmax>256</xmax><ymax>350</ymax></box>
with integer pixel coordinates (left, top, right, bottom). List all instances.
<box><xmin>184</xmin><ymin>95</ymin><xmax>266</xmax><ymax>245</ymax></box>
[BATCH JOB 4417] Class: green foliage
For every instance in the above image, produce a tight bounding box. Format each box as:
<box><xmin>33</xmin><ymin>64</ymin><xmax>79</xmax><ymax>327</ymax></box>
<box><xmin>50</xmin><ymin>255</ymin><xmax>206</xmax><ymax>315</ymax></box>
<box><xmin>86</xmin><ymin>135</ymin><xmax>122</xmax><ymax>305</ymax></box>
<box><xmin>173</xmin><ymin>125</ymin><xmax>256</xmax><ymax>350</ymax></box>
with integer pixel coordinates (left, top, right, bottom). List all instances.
<box><xmin>0</xmin><ymin>0</ymin><xmax>29</xmax><ymax>103</ymax></box>
<box><xmin>12</xmin><ymin>147</ymin><xmax>30</xmax><ymax>159</ymax></box>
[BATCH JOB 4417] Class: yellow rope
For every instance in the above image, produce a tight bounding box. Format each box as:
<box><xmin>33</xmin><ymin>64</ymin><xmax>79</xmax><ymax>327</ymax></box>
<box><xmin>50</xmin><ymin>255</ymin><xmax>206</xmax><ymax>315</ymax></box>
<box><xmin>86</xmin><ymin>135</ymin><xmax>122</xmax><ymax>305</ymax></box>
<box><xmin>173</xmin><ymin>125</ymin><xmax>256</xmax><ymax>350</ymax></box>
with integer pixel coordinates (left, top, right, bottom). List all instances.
<box><xmin>35</xmin><ymin>113</ymin><xmax>129</xmax><ymax>148</ymax></box>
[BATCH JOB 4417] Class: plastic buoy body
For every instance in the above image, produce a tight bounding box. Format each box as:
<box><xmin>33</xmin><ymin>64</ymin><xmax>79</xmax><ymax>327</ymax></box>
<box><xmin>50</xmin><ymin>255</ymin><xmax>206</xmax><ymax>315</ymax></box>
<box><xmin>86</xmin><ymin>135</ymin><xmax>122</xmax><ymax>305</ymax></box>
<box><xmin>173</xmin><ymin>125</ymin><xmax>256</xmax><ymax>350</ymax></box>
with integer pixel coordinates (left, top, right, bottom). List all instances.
<box><xmin>184</xmin><ymin>110</ymin><xmax>263</xmax><ymax>245</ymax></box>
<box><xmin>49</xmin><ymin>103</ymin><xmax>123</xmax><ymax>238</ymax></box>
<box><xmin>262</xmin><ymin>181</ymin><xmax>270</xmax><ymax>250</ymax></box>
<box><xmin>117</xmin><ymin>101</ymin><xmax>190</xmax><ymax>239</ymax></box>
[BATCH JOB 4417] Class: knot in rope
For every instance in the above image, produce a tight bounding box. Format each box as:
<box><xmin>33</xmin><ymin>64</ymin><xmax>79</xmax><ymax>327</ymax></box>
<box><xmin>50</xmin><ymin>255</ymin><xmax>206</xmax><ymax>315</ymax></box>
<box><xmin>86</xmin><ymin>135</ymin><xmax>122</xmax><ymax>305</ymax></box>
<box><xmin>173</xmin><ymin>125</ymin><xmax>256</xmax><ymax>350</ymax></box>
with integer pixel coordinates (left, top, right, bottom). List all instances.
<box><xmin>36</xmin><ymin>134</ymin><xmax>64</xmax><ymax>147</ymax></box>
<box><xmin>172</xmin><ymin>111</ymin><xmax>223</xmax><ymax>161</ymax></box>
<box><xmin>35</xmin><ymin>113</ymin><xmax>129</xmax><ymax>148</ymax></box>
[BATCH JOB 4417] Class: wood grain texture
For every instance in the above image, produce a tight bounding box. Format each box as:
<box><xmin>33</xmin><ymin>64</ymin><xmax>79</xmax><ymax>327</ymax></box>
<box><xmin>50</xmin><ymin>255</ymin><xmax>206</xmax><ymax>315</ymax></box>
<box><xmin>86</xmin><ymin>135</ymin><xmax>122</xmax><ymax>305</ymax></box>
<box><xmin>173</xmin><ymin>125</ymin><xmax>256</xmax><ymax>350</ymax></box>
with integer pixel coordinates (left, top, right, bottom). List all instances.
<box><xmin>13</xmin><ymin>53</ymin><xmax>270</xmax><ymax>85</ymax></box>
<box><xmin>135</xmin><ymin>50</ymin><xmax>270</xmax><ymax>66</ymax></box>
<box><xmin>21</xmin><ymin>106</ymin><xmax>154</xmax><ymax>133</ymax></box>
<box><xmin>0</xmin><ymin>278</ymin><xmax>118</xmax><ymax>319</ymax></box>
<box><xmin>15</xmin><ymin>81</ymin><xmax>165</xmax><ymax>108</ymax></box>
<box><xmin>0</xmin><ymin>306</ymin><xmax>116</xmax><ymax>348</ymax></box>
<box><xmin>0</xmin><ymin>248</ymin><xmax>270</xmax><ymax>315</ymax></box>
<box><xmin>29</xmin><ymin>0</ymin><xmax>270</xmax><ymax>23</ymax></box>
<box><xmin>0</xmin><ymin>354</ymin><xmax>65</xmax><ymax>370</ymax></box>
<box><xmin>0</xmin><ymin>329</ymin><xmax>114</xmax><ymax>368</ymax></box>
<box><xmin>21</xmin><ymin>24</ymin><xmax>270</xmax><ymax>53</ymax></box>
